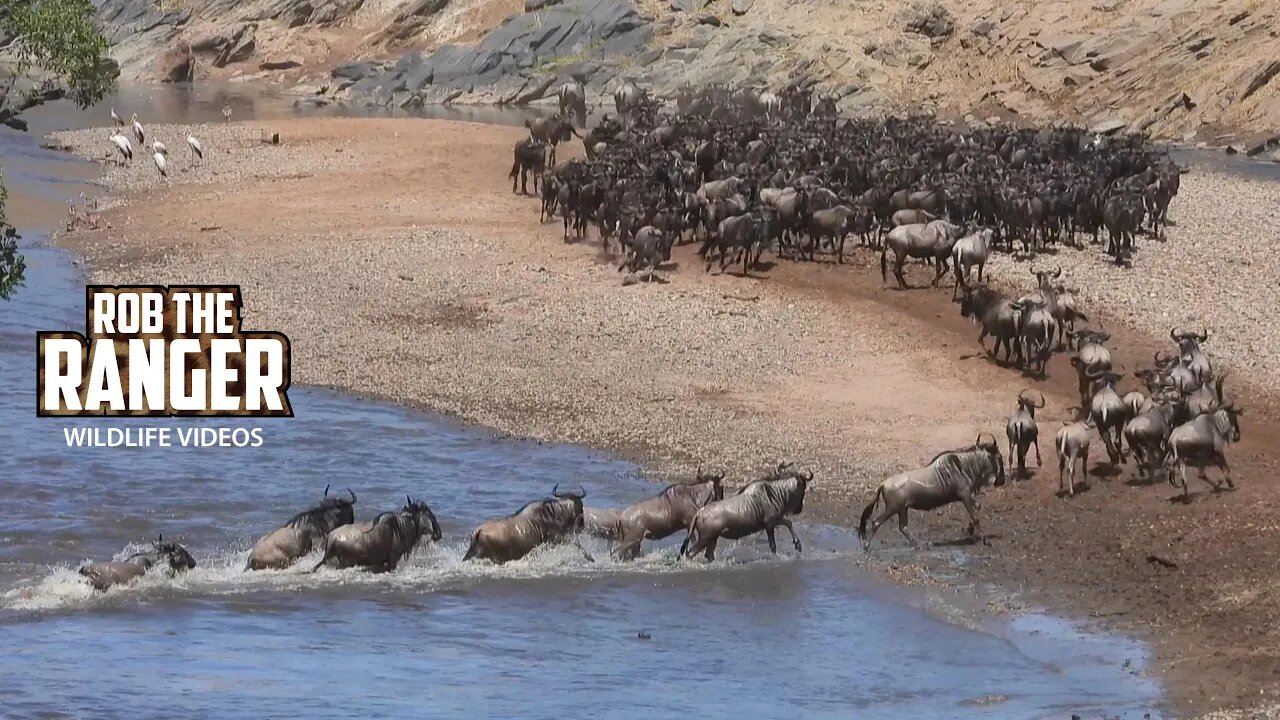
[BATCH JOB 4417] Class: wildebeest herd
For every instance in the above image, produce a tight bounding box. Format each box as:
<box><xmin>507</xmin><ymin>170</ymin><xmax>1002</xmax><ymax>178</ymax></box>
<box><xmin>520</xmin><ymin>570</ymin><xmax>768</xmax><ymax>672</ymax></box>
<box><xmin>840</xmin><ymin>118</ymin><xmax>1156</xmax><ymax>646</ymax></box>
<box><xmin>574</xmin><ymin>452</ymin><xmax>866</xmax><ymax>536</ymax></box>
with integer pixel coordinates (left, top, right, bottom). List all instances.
<box><xmin>76</xmin><ymin>466</ymin><xmax>815</xmax><ymax>591</ymax></box>
<box><xmin>511</xmin><ymin>80</ymin><xmax>1185</xmax><ymax>280</ymax></box>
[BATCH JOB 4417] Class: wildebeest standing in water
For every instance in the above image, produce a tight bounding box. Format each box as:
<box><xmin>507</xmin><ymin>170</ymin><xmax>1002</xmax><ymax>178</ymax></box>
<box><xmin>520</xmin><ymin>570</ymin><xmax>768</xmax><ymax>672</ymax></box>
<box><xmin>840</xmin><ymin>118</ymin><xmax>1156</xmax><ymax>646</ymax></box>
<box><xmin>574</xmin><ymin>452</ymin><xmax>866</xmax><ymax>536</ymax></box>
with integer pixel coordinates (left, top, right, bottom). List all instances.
<box><xmin>613</xmin><ymin>469</ymin><xmax>724</xmax><ymax>560</ymax></box>
<box><xmin>463</xmin><ymin>485</ymin><xmax>590</xmax><ymax>564</ymax></box>
<box><xmin>79</xmin><ymin>535</ymin><xmax>197</xmax><ymax>591</ymax></box>
<box><xmin>246</xmin><ymin>485</ymin><xmax>357</xmax><ymax>570</ymax></box>
<box><xmin>311</xmin><ymin>497</ymin><xmax>441</xmax><ymax>572</ymax></box>
<box><xmin>680</xmin><ymin>463</ymin><xmax>811</xmax><ymax>561</ymax></box>
<box><xmin>858</xmin><ymin>435</ymin><xmax>1005</xmax><ymax>548</ymax></box>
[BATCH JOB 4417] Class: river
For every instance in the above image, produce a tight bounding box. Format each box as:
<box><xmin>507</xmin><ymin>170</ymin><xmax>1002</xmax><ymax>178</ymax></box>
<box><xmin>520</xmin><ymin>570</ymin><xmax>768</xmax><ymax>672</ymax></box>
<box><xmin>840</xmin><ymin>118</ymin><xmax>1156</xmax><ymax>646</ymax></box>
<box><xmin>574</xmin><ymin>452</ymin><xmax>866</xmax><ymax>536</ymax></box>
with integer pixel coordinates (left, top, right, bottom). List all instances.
<box><xmin>0</xmin><ymin>84</ymin><xmax>1167</xmax><ymax>720</ymax></box>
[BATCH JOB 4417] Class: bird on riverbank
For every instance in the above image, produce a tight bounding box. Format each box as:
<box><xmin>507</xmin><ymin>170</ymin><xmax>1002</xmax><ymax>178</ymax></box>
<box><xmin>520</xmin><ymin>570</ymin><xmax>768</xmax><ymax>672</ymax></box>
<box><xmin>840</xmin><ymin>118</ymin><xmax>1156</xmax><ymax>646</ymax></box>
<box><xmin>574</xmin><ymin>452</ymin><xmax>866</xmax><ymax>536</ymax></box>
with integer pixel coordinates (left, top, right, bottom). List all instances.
<box><xmin>110</xmin><ymin>108</ymin><xmax>124</xmax><ymax>126</ymax></box>
<box><xmin>130</xmin><ymin>113</ymin><xmax>145</xmax><ymax>145</ymax></box>
<box><xmin>222</xmin><ymin>104</ymin><xmax>232</xmax><ymax>122</ymax></box>
<box><xmin>153</xmin><ymin>148</ymin><xmax>168</xmax><ymax>178</ymax></box>
<box><xmin>108</xmin><ymin>133</ymin><xmax>133</xmax><ymax>164</ymax></box>
<box><xmin>152</xmin><ymin>140</ymin><xmax>167</xmax><ymax>157</ymax></box>
<box><xmin>186</xmin><ymin>134</ymin><xmax>203</xmax><ymax>161</ymax></box>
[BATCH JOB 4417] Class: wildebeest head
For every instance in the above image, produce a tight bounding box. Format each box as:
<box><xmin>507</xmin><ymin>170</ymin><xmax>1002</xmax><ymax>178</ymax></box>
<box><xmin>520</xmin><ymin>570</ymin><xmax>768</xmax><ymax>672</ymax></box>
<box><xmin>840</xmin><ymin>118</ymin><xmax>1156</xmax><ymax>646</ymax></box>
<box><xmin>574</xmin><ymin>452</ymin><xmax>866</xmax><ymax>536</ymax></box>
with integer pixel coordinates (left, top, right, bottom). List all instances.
<box><xmin>1016</xmin><ymin>388</ymin><xmax>1046</xmax><ymax>414</ymax></box>
<box><xmin>403</xmin><ymin>496</ymin><xmax>443</xmax><ymax>542</ymax></box>
<box><xmin>1217</xmin><ymin>403</ymin><xmax>1244</xmax><ymax>442</ymax></box>
<box><xmin>552</xmin><ymin>484</ymin><xmax>587</xmax><ymax>530</ymax></box>
<box><xmin>694</xmin><ymin>466</ymin><xmax>726</xmax><ymax>501</ymax></box>
<box><xmin>762</xmin><ymin>461</ymin><xmax>813</xmax><ymax>515</ymax></box>
<box><xmin>153</xmin><ymin>535</ymin><xmax>197</xmax><ymax>572</ymax></box>
<box><xmin>1170</xmin><ymin>326</ymin><xmax>1208</xmax><ymax>352</ymax></box>
<box><xmin>975</xmin><ymin>433</ymin><xmax>1005</xmax><ymax>487</ymax></box>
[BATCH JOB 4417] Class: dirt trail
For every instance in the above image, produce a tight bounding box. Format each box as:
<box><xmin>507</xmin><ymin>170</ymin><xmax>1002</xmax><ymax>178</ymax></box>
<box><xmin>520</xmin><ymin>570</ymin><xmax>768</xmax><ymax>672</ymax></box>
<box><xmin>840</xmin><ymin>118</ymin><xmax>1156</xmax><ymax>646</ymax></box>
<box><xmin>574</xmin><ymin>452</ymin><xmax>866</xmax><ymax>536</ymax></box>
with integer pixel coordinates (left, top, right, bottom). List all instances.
<box><xmin>56</xmin><ymin>117</ymin><xmax>1280</xmax><ymax>718</ymax></box>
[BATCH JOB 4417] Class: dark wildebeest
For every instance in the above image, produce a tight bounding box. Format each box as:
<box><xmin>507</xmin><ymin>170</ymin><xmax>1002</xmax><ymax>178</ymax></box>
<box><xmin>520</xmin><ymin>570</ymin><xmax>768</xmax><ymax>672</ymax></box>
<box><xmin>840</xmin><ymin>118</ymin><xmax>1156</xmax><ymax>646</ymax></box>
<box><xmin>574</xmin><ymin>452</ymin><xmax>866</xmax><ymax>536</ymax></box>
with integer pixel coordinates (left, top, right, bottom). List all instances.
<box><xmin>311</xmin><ymin>497</ymin><xmax>441</xmax><ymax>573</ymax></box>
<box><xmin>525</xmin><ymin>114</ymin><xmax>578</xmax><ymax>166</ymax></box>
<box><xmin>1168</xmin><ymin>405</ymin><xmax>1242</xmax><ymax>500</ymax></box>
<box><xmin>79</xmin><ymin>535</ymin><xmax>197</xmax><ymax>591</ymax></box>
<box><xmin>583</xmin><ymin>506</ymin><xmax>622</xmax><ymax>539</ymax></box>
<box><xmin>960</xmin><ymin>285</ymin><xmax>1023</xmax><ymax>366</ymax></box>
<box><xmin>558</xmin><ymin>79</ymin><xmax>587</xmax><ymax>126</ymax></box>
<box><xmin>463</xmin><ymin>485</ymin><xmax>591</xmax><ymax>564</ymax></box>
<box><xmin>510</xmin><ymin>137</ymin><xmax>546</xmax><ymax>195</ymax></box>
<box><xmin>613</xmin><ymin>469</ymin><xmax>725</xmax><ymax>560</ymax></box>
<box><xmin>246</xmin><ymin>485</ymin><xmax>357</xmax><ymax>570</ymax></box>
<box><xmin>858</xmin><ymin>435</ymin><xmax>1005</xmax><ymax>548</ymax></box>
<box><xmin>614</xmin><ymin>79</ymin><xmax>647</xmax><ymax>127</ymax></box>
<box><xmin>1005</xmin><ymin>390</ymin><xmax>1044</xmax><ymax>477</ymax></box>
<box><xmin>618</xmin><ymin>225</ymin><xmax>672</xmax><ymax>276</ymax></box>
<box><xmin>680</xmin><ymin>463</ymin><xmax>812</xmax><ymax>561</ymax></box>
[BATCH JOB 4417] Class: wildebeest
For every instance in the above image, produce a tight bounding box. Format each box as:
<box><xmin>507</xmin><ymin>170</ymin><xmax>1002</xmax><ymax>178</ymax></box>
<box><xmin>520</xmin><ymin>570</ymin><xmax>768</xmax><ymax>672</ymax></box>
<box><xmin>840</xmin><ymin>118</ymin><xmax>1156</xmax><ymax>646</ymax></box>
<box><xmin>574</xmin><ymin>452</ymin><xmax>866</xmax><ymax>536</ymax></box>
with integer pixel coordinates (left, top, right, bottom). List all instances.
<box><xmin>614</xmin><ymin>79</ymin><xmax>648</xmax><ymax>127</ymax></box>
<box><xmin>1054</xmin><ymin>419</ymin><xmax>1093</xmax><ymax>497</ymax></box>
<box><xmin>1005</xmin><ymin>390</ymin><xmax>1044</xmax><ymax>477</ymax></box>
<box><xmin>1168</xmin><ymin>405</ymin><xmax>1242</xmax><ymax>500</ymax></box>
<box><xmin>1085</xmin><ymin>367</ymin><xmax>1128</xmax><ymax>464</ymax></box>
<box><xmin>613</xmin><ymin>469</ymin><xmax>725</xmax><ymax>560</ymax></box>
<box><xmin>464</xmin><ymin>485</ymin><xmax>590</xmax><ymax>564</ymax></box>
<box><xmin>960</xmin><ymin>285</ymin><xmax>1023</xmax><ymax>366</ymax></box>
<box><xmin>510</xmin><ymin>137</ymin><xmax>546</xmax><ymax>195</ymax></box>
<box><xmin>583</xmin><ymin>506</ymin><xmax>622</xmax><ymax>539</ymax></box>
<box><xmin>1123</xmin><ymin>392</ymin><xmax>1179</xmax><ymax>483</ymax></box>
<box><xmin>950</xmin><ymin>228</ymin><xmax>994</xmax><ymax>299</ymax></box>
<box><xmin>881</xmin><ymin>220</ymin><xmax>963</xmax><ymax>289</ymax></box>
<box><xmin>79</xmin><ymin>535</ymin><xmax>197</xmax><ymax>591</ymax></box>
<box><xmin>618</xmin><ymin>225</ymin><xmax>672</xmax><ymax>276</ymax></box>
<box><xmin>680</xmin><ymin>463</ymin><xmax>811</xmax><ymax>561</ymax></box>
<box><xmin>525</xmin><ymin>114</ymin><xmax>577</xmax><ymax>166</ymax></box>
<box><xmin>246</xmin><ymin>486</ymin><xmax>357</xmax><ymax>570</ymax></box>
<box><xmin>858</xmin><ymin>435</ymin><xmax>1004</xmax><ymax>548</ymax></box>
<box><xmin>558</xmin><ymin>79</ymin><xmax>587</xmax><ymax>126</ymax></box>
<box><xmin>311</xmin><ymin>497</ymin><xmax>441</xmax><ymax>572</ymax></box>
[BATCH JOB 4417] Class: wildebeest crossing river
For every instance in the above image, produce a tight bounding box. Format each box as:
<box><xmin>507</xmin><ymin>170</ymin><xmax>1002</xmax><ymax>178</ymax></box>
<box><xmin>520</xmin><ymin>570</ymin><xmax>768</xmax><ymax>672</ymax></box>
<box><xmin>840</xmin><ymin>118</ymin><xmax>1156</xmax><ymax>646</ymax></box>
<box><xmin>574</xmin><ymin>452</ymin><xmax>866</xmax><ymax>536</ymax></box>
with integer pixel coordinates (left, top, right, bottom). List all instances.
<box><xmin>0</xmin><ymin>85</ymin><xmax>1167</xmax><ymax>719</ymax></box>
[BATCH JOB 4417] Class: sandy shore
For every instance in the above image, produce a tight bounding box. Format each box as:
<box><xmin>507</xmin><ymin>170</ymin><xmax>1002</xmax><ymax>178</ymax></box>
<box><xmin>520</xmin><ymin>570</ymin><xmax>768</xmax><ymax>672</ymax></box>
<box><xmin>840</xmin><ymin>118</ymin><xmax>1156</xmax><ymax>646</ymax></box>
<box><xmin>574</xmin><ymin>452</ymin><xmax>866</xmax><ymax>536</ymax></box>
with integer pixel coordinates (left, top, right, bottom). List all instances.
<box><xmin>55</xmin><ymin>118</ymin><xmax>1280</xmax><ymax>718</ymax></box>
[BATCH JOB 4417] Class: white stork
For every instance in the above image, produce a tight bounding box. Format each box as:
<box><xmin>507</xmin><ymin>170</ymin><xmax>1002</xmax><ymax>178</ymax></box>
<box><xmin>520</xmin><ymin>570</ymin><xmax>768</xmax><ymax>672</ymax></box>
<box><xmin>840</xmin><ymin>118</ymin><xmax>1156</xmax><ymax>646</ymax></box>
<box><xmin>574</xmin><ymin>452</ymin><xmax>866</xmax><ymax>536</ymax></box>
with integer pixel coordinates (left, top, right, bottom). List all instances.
<box><xmin>110</xmin><ymin>108</ymin><xmax>124</xmax><ymax>126</ymax></box>
<box><xmin>186</xmin><ymin>134</ymin><xmax>203</xmax><ymax>161</ymax></box>
<box><xmin>153</xmin><ymin>149</ymin><xmax>167</xmax><ymax>178</ymax></box>
<box><xmin>152</xmin><ymin>140</ymin><xmax>168</xmax><ymax>157</ymax></box>
<box><xmin>130</xmin><ymin>113</ymin><xmax>145</xmax><ymax>145</ymax></box>
<box><xmin>108</xmin><ymin>133</ymin><xmax>133</xmax><ymax>164</ymax></box>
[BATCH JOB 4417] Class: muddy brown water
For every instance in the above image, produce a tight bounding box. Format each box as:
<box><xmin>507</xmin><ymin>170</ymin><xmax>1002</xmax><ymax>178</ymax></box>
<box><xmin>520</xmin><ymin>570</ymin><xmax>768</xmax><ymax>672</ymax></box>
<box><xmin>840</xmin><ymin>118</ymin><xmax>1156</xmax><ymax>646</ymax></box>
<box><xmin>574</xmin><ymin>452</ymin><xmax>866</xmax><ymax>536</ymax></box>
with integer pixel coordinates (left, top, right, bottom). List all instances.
<box><xmin>0</xmin><ymin>84</ymin><xmax>1171</xmax><ymax>719</ymax></box>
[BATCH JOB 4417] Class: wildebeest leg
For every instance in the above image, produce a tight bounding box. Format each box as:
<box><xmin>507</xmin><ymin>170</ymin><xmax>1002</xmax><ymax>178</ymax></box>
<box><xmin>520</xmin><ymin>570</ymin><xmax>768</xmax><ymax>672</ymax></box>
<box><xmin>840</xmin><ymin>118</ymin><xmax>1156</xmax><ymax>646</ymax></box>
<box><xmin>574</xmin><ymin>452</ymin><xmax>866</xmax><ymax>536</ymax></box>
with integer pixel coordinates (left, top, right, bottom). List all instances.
<box><xmin>931</xmin><ymin>257</ymin><xmax>949</xmax><ymax>287</ymax></box>
<box><xmin>572</xmin><ymin>537</ymin><xmax>595</xmax><ymax>562</ymax></box>
<box><xmin>703</xmin><ymin>537</ymin><xmax>718</xmax><ymax>562</ymax></box>
<box><xmin>893</xmin><ymin>253</ymin><xmax>908</xmax><ymax>290</ymax></box>
<box><xmin>776</xmin><ymin>517</ymin><xmax>802</xmax><ymax>552</ymax></box>
<box><xmin>1034</xmin><ymin>437</ymin><xmax>1042</xmax><ymax>467</ymax></box>
<box><xmin>1059</xmin><ymin>454</ymin><xmax>1070</xmax><ymax>496</ymax></box>
<box><xmin>1219</xmin><ymin>456</ymin><xmax>1235</xmax><ymax>489</ymax></box>
<box><xmin>896</xmin><ymin>510</ymin><xmax>918</xmax><ymax>548</ymax></box>
<box><xmin>961</xmin><ymin>497</ymin><xmax>984</xmax><ymax>543</ymax></box>
<box><xmin>765</xmin><ymin>527</ymin><xmax>778</xmax><ymax>554</ymax></box>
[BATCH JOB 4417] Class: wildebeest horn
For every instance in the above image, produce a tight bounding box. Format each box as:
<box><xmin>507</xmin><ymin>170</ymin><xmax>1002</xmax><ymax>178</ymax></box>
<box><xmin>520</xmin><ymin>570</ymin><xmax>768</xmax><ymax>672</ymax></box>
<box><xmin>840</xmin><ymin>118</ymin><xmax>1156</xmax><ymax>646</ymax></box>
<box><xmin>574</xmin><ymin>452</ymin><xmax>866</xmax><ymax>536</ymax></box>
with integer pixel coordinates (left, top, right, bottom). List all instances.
<box><xmin>552</xmin><ymin>484</ymin><xmax>586</xmax><ymax>500</ymax></box>
<box><xmin>803</xmin><ymin>469</ymin><xmax>814</xmax><ymax>482</ymax></box>
<box><xmin>347</xmin><ymin>488</ymin><xmax>357</xmax><ymax>504</ymax></box>
<box><xmin>1198</xmin><ymin>327</ymin><xmax>1208</xmax><ymax>342</ymax></box>
<box><xmin>1052</xmin><ymin>265</ymin><xmax>1061</xmax><ymax>278</ymax></box>
<box><xmin>324</xmin><ymin>484</ymin><xmax>330</xmax><ymax>497</ymax></box>
<box><xmin>406</xmin><ymin>494</ymin><xmax>412</xmax><ymax>507</ymax></box>
<box><xmin>1035</xmin><ymin>392</ymin><xmax>1046</xmax><ymax>408</ymax></box>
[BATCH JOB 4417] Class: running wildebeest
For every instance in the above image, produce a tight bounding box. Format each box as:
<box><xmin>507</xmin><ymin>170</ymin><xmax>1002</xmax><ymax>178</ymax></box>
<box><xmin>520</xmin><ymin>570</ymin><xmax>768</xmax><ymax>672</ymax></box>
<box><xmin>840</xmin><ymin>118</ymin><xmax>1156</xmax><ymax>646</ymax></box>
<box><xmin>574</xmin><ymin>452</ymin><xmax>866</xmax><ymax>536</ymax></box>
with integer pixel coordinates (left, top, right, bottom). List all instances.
<box><xmin>680</xmin><ymin>463</ymin><xmax>811</xmax><ymax>561</ymax></box>
<box><xmin>960</xmin><ymin>285</ymin><xmax>1023</xmax><ymax>366</ymax></box>
<box><xmin>79</xmin><ymin>535</ymin><xmax>197</xmax><ymax>591</ymax></box>
<box><xmin>858</xmin><ymin>435</ymin><xmax>1005</xmax><ymax>548</ymax></box>
<box><xmin>1055</xmin><ymin>418</ymin><xmax>1093</xmax><ymax>497</ymax></box>
<box><xmin>881</xmin><ymin>219</ymin><xmax>963</xmax><ymax>289</ymax></box>
<box><xmin>463</xmin><ymin>485</ymin><xmax>591</xmax><ymax>564</ymax></box>
<box><xmin>613</xmin><ymin>469</ymin><xmax>725</xmax><ymax>560</ymax></box>
<box><xmin>1006</xmin><ymin>390</ymin><xmax>1044</xmax><ymax>477</ymax></box>
<box><xmin>246</xmin><ymin>486</ymin><xmax>357</xmax><ymax>570</ymax></box>
<box><xmin>1168</xmin><ymin>405</ymin><xmax>1242</xmax><ymax>500</ymax></box>
<box><xmin>311</xmin><ymin>497</ymin><xmax>441</xmax><ymax>573</ymax></box>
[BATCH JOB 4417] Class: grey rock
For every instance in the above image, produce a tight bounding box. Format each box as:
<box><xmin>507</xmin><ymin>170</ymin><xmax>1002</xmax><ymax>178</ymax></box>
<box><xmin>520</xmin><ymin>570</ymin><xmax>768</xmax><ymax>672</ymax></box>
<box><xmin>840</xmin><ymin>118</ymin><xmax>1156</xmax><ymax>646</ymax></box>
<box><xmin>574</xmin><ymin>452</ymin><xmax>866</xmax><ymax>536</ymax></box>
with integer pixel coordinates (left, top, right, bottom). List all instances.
<box><xmin>213</xmin><ymin>23</ymin><xmax>257</xmax><ymax>68</ymax></box>
<box><xmin>1090</xmin><ymin>117</ymin><xmax>1128</xmax><ymax>135</ymax></box>
<box><xmin>260</xmin><ymin>59</ymin><xmax>303</xmax><ymax>70</ymax></box>
<box><xmin>971</xmin><ymin>19</ymin><xmax>995</xmax><ymax>36</ymax></box>
<box><xmin>286</xmin><ymin>3</ymin><xmax>314</xmax><ymax>28</ymax></box>
<box><xmin>697</xmin><ymin>13</ymin><xmax>722</xmax><ymax>27</ymax></box>
<box><xmin>900</xmin><ymin>0</ymin><xmax>954</xmax><ymax>39</ymax></box>
<box><xmin>670</xmin><ymin>0</ymin><xmax>696</xmax><ymax>11</ymax></box>
<box><xmin>731</xmin><ymin>0</ymin><xmax>753</xmax><ymax>15</ymax></box>
<box><xmin>1240</xmin><ymin>60</ymin><xmax>1280</xmax><ymax>101</ymax></box>
<box><xmin>525</xmin><ymin>0</ymin><xmax>564</xmax><ymax>9</ymax></box>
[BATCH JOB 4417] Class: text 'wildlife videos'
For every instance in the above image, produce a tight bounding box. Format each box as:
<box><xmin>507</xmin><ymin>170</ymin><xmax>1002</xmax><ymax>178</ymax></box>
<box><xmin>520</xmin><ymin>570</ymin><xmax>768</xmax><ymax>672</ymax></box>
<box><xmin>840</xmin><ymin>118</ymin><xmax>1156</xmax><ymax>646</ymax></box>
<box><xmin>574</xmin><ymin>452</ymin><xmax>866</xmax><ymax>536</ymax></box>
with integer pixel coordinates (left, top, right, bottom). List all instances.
<box><xmin>62</xmin><ymin>427</ymin><xmax>266</xmax><ymax>448</ymax></box>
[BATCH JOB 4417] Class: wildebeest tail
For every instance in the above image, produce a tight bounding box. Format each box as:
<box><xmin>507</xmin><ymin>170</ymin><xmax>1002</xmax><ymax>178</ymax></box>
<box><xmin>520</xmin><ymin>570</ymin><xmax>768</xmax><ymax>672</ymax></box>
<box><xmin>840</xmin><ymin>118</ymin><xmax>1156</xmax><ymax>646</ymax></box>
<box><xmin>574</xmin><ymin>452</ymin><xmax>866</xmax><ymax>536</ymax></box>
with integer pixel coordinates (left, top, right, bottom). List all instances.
<box><xmin>857</xmin><ymin>486</ymin><xmax>883</xmax><ymax>539</ymax></box>
<box><xmin>678</xmin><ymin>517</ymin><xmax>698</xmax><ymax>557</ymax></box>
<box><xmin>879</xmin><ymin>245</ymin><xmax>888</xmax><ymax>282</ymax></box>
<box><xmin>308</xmin><ymin>534</ymin><xmax>332</xmax><ymax>573</ymax></box>
<box><xmin>462</xmin><ymin>529</ymin><xmax>482</xmax><ymax>561</ymax></box>
<box><xmin>508</xmin><ymin>158</ymin><xmax>519</xmax><ymax>180</ymax></box>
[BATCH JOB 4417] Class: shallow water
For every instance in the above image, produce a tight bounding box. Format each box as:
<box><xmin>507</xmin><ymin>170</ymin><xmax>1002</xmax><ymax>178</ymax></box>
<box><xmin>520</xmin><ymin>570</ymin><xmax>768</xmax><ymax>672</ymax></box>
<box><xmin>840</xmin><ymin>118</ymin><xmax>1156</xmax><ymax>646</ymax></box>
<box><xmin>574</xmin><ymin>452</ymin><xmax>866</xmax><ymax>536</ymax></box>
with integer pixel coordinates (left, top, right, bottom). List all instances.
<box><xmin>0</xmin><ymin>85</ymin><xmax>1167</xmax><ymax>720</ymax></box>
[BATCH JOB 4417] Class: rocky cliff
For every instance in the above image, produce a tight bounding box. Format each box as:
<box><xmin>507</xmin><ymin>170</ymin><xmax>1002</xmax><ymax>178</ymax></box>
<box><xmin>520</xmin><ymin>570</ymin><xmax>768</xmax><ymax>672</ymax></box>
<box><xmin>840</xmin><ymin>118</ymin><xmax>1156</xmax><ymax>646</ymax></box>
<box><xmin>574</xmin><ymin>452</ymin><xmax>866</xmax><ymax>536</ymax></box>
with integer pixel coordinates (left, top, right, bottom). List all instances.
<box><xmin>94</xmin><ymin>0</ymin><xmax>1279</xmax><ymax>144</ymax></box>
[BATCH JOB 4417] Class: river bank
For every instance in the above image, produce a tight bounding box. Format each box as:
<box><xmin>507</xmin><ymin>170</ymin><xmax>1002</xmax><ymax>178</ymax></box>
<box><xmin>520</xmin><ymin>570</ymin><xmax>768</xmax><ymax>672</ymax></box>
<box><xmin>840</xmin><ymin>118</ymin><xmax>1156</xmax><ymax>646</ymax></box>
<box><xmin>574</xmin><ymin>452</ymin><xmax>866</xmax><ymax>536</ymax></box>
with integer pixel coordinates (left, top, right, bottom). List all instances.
<box><xmin>52</xmin><ymin>116</ymin><xmax>1280</xmax><ymax>717</ymax></box>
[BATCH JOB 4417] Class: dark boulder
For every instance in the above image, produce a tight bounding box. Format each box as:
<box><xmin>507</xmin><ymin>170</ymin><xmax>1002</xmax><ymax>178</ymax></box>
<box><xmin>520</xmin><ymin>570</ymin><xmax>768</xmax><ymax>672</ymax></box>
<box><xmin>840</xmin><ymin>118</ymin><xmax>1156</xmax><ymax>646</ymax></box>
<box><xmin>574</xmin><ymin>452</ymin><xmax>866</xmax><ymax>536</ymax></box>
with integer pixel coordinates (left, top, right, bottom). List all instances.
<box><xmin>900</xmin><ymin>0</ymin><xmax>954</xmax><ymax>39</ymax></box>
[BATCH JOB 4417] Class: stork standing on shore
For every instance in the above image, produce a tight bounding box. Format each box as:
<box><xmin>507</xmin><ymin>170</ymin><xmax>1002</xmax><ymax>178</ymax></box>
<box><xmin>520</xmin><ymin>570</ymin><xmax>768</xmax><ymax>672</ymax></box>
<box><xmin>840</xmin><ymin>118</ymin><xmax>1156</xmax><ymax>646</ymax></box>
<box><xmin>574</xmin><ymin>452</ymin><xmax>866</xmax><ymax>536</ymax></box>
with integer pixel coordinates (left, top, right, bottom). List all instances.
<box><xmin>130</xmin><ymin>113</ymin><xmax>145</xmax><ymax>145</ymax></box>
<box><xmin>152</xmin><ymin>140</ymin><xmax>168</xmax><ymax>157</ymax></box>
<box><xmin>109</xmin><ymin>133</ymin><xmax>133</xmax><ymax>164</ymax></box>
<box><xmin>221</xmin><ymin>104</ymin><xmax>232</xmax><ymax>122</ymax></box>
<box><xmin>153</xmin><ymin>146</ymin><xmax>168</xmax><ymax>178</ymax></box>
<box><xmin>186</xmin><ymin>134</ymin><xmax>203</xmax><ymax>161</ymax></box>
<box><xmin>110</xmin><ymin>108</ymin><xmax>124</xmax><ymax>126</ymax></box>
